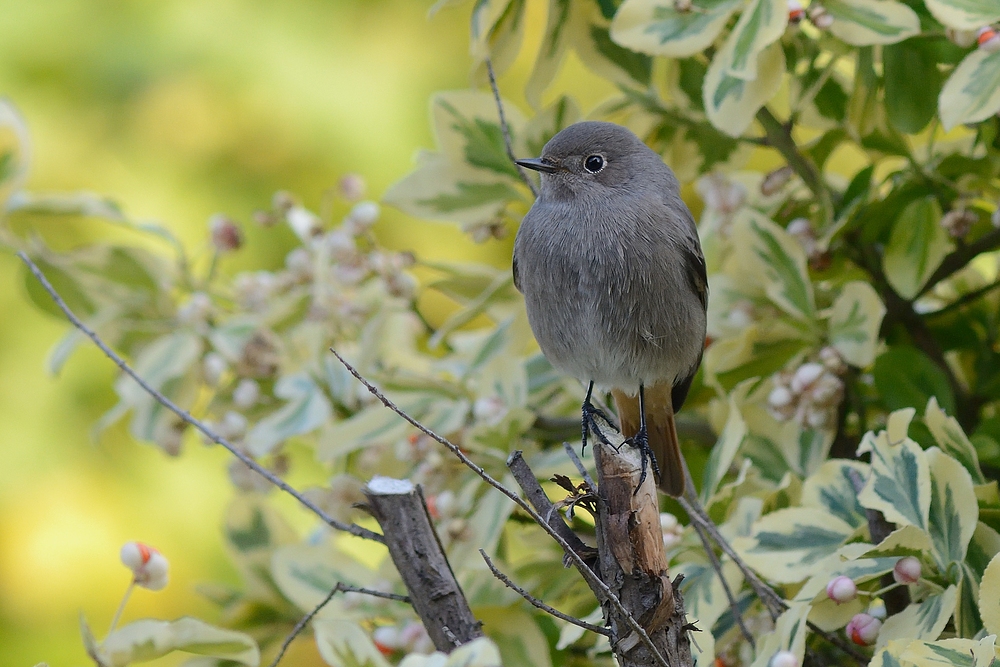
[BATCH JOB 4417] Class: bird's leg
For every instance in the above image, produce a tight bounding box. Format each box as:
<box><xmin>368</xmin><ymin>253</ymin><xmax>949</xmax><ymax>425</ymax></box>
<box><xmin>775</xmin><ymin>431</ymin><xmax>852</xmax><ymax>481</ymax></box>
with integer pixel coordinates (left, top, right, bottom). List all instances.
<box><xmin>581</xmin><ymin>381</ymin><xmax>617</xmax><ymax>455</ymax></box>
<box><xmin>626</xmin><ymin>384</ymin><xmax>661</xmax><ymax>491</ymax></box>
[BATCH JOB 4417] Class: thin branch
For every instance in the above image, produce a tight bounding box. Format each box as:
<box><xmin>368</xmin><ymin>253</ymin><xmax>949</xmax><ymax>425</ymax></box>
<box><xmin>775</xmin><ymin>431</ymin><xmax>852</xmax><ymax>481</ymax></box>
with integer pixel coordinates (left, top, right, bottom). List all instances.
<box><xmin>686</xmin><ymin>517</ymin><xmax>755</xmax><ymax>648</ymax></box>
<box><xmin>918</xmin><ymin>227</ymin><xmax>1000</xmax><ymax>298</ymax></box>
<box><xmin>485</xmin><ymin>58</ymin><xmax>537</xmax><ymax>197</ymax></box>
<box><xmin>269</xmin><ymin>583</ymin><xmax>410</xmax><ymax>667</ymax></box>
<box><xmin>926</xmin><ymin>278</ymin><xmax>1000</xmax><ymax>318</ymax></box>
<box><xmin>18</xmin><ymin>251</ymin><xmax>384</xmax><ymax>545</ymax></box>
<box><xmin>480</xmin><ymin>550</ymin><xmax>610</xmax><ymax>637</ymax></box>
<box><xmin>330</xmin><ymin>349</ymin><xmax>670</xmax><ymax>667</ymax></box>
<box><xmin>562</xmin><ymin>441</ymin><xmax>596</xmax><ymax>489</ymax></box>
<box><xmin>756</xmin><ymin>106</ymin><xmax>833</xmax><ymax>225</ymax></box>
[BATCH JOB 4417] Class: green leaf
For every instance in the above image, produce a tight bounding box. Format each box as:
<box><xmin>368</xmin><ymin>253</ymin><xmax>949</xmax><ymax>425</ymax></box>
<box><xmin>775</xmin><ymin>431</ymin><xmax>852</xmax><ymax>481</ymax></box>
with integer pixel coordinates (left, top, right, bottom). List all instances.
<box><xmin>0</xmin><ymin>98</ymin><xmax>30</xmax><ymax>204</ymax></box>
<box><xmin>471</xmin><ymin>0</ymin><xmax>527</xmax><ymax>76</ymax></box>
<box><xmin>800</xmin><ymin>459</ymin><xmax>869</xmax><ymax>529</ymax></box>
<box><xmin>857</xmin><ymin>427</ymin><xmax>931</xmax><ymax>531</ymax></box>
<box><xmin>924</xmin><ymin>397</ymin><xmax>985</xmax><ymax>484</ymax></box>
<box><xmin>878</xmin><ymin>586</ymin><xmax>958</xmax><ymax>648</ymax></box>
<box><xmin>900</xmin><ymin>636</ymin><xmax>997</xmax><ymax>667</ymax></box>
<box><xmin>703</xmin><ymin>20</ymin><xmax>786</xmax><ymax>136</ymax></box>
<box><xmin>824</xmin><ymin>0</ymin><xmax>920</xmax><ymax>46</ymax></box>
<box><xmin>873</xmin><ymin>346</ymin><xmax>956</xmax><ymax>415</ymax></box>
<box><xmin>924</xmin><ymin>0</ymin><xmax>1000</xmax><ymax>31</ymax></box>
<box><xmin>246</xmin><ymin>373</ymin><xmax>332</xmax><ymax>456</ymax></box>
<box><xmin>828</xmin><ymin>281</ymin><xmax>885</xmax><ymax>367</ymax></box>
<box><xmin>939</xmin><ymin>48</ymin><xmax>1000</xmax><ymax>131</ymax></box>
<box><xmin>884</xmin><ymin>38</ymin><xmax>947</xmax><ymax>134</ymax></box>
<box><xmin>475</xmin><ymin>607</ymin><xmax>552</xmax><ymax>667</ymax></box>
<box><xmin>883</xmin><ymin>197</ymin><xmax>954</xmax><ymax>300</ymax></box>
<box><xmin>571</xmin><ymin>3</ymin><xmax>652</xmax><ymax>88</ymax></box>
<box><xmin>748</xmin><ymin>603</ymin><xmax>810</xmax><ymax>667</ymax></box>
<box><xmin>270</xmin><ymin>544</ymin><xmax>376</xmax><ymax>613</ymax></box>
<box><xmin>736</xmin><ymin>507</ymin><xmax>855</xmax><ymax>583</ymax></box>
<box><xmin>610</xmin><ymin>0</ymin><xmax>743</xmax><ymax>58</ymax></box>
<box><xmin>981</xmin><ymin>552</ymin><xmax>1000</xmax><ymax>636</ymax></box>
<box><xmin>98</xmin><ymin>618</ymin><xmax>259</xmax><ymax>667</ymax></box>
<box><xmin>724</xmin><ymin>0</ymin><xmax>787</xmax><ymax>81</ymax></box>
<box><xmin>525</xmin><ymin>0</ymin><xmax>573</xmax><ymax>108</ymax></box>
<box><xmin>926</xmin><ymin>447</ymin><xmax>979</xmax><ymax>569</ymax></box>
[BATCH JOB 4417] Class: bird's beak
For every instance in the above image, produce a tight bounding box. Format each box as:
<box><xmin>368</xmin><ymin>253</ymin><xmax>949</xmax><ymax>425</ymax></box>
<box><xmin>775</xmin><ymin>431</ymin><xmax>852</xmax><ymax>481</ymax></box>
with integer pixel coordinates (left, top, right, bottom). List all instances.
<box><xmin>515</xmin><ymin>157</ymin><xmax>559</xmax><ymax>174</ymax></box>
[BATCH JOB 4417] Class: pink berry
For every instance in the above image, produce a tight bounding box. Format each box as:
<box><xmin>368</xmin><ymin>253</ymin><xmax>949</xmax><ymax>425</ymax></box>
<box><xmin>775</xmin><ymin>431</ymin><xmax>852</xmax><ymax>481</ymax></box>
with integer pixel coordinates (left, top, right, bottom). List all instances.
<box><xmin>846</xmin><ymin>613</ymin><xmax>881</xmax><ymax>646</ymax></box>
<box><xmin>893</xmin><ymin>556</ymin><xmax>921</xmax><ymax>584</ymax></box>
<box><xmin>826</xmin><ymin>575</ymin><xmax>858</xmax><ymax>604</ymax></box>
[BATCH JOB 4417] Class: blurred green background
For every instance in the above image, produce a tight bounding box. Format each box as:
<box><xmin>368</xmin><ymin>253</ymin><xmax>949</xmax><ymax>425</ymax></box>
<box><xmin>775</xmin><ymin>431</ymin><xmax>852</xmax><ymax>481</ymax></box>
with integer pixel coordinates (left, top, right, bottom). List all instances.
<box><xmin>0</xmin><ymin>1</ymin><xmax>634</xmax><ymax>664</ymax></box>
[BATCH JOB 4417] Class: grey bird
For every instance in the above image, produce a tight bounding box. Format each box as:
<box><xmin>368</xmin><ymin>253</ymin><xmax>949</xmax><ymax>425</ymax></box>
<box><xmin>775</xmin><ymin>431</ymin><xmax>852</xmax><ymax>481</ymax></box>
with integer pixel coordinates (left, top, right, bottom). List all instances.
<box><xmin>512</xmin><ymin>121</ymin><xmax>708</xmax><ymax>496</ymax></box>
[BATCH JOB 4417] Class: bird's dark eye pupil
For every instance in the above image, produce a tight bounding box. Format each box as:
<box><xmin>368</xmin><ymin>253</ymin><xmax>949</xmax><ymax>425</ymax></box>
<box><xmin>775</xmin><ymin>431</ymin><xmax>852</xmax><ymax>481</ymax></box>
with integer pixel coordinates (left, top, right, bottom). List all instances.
<box><xmin>584</xmin><ymin>155</ymin><xmax>604</xmax><ymax>173</ymax></box>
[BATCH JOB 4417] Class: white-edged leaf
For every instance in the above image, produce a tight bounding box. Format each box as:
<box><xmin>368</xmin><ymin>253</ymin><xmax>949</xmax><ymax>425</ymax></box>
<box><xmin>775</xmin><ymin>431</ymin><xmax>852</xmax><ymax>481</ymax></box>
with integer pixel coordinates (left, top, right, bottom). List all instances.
<box><xmin>857</xmin><ymin>429</ymin><xmax>931</xmax><ymax>531</ymax></box>
<box><xmin>924</xmin><ymin>397</ymin><xmax>985</xmax><ymax>484</ymax></box>
<box><xmin>99</xmin><ymin>618</ymin><xmax>259</xmax><ymax>667</ymax></box>
<box><xmin>314</xmin><ymin>619</ymin><xmax>391</xmax><ymax>667</ymax></box>
<box><xmin>940</xmin><ymin>48</ymin><xmax>1000</xmax><ymax>131</ymax></box>
<box><xmin>475</xmin><ymin>607</ymin><xmax>552</xmax><ymax>667</ymax></box>
<box><xmin>270</xmin><ymin>544</ymin><xmax>380</xmax><ymax>614</ymax></box>
<box><xmin>736</xmin><ymin>507</ymin><xmax>855</xmax><ymax>583</ymax></box>
<box><xmin>610</xmin><ymin>0</ymin><xmax>743</xmax><ymax>58</ymax></box>
<box><xmin>824</xmin><ymin>0</ymin><xmax>920</xmax><ymax>46</ymax></box>
<box><xmin>924</xmin><ymin>0</ymin><xmax>1000</xmax><ymax>31</ymax></box>
<box><xmin>246</xmin><ymin>373</ymin><xmax>332</xmax><ymax>456</ymax></box>
<box><xmin>570</xmin><ymin>2</ymin><xmax>652</xmax><ymax>89</ymax></box>
<box><xmin>800</xmin><ymin>459</ymin><xmax>869</xmax><ymax>529</ymax></box>
<box><xmin>703</xmin><ymin>34</ymin><xmax>785</xmax><ymax>136</ymax></box>
<box><xmin>878</xmin><ymin>586</ymin><xmax>957</xmax><ymax>648</ymax></box>
<box><xmin>926</xmin><ymin>448</ymin><xmax>978</xmax><ymax>569</ymax></box>
<box><xmin>525</xmin><ymin>0</ymin><xmax>573</xmax><ymax>108</ymax></box>
<box><xmin>828</xmin><ymin>281</ymin><xmax>885</xmax><ymax>367</ymax></box>
<box><xmin>900</xmin><ymin>636</ymin><xmax>998</xmax><ymax>667</ymax></box>
<box><xmin>399</xmin><ymin>637</ymin><xmax>503</xmax><ymax>667</ymax></box>
<box><xmin>883</xmin><ymin>197</ymin><xmax>954</xmax><ymax>300</ymax></box>
<box><xmin>723</xmin><ymin>0</ymin><xmax>787</xmax><ymax>81</ymax></box>
<box><xmin>701</xmin><ymin>390</ymin><xmax>748</xmax><ymax>504</ymax></box>
<box><xmin>981</xmin><ymin>552</ymin><xmax>1000</xmax><ymax>636</ymax></box>
<box><xmin>749</xmin><ymin>603</ymin><xmax>810</xmax><ymax>667</ymax></box>
<box><xmin>0</xmin><ymin>98</ymin><xmax>31</xmax><ymax>204</ymax></box>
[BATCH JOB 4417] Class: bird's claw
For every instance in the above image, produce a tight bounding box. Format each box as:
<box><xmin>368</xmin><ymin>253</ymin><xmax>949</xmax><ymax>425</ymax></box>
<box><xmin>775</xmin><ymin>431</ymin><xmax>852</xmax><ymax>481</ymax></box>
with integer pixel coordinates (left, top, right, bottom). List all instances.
<box><xmin>625</xmin><ymin>425</ymin><xmax>661</xmax><ymax>494</ymax></box>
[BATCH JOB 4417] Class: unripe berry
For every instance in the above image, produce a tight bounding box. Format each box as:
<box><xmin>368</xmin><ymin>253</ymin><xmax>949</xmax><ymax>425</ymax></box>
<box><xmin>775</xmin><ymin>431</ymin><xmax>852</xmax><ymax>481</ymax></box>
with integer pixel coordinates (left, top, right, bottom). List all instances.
<box><xmin>846</xmin><ymin>613</ymin><xmax>881</xmax><ymax>646</ymax></box>
<box><xmin>120</xmin><ymin>542</ymin><xmax>169</xmax><ymax>590</ymax></box>
<box><xmin>826</xmin><ymin>575</ymin><xmax>858</xmax><ymax>604</ymax></box>
<box><xmin>770</xmin><ymin>650</ymin><xmax>799</xmax><ymax>667</ymax></box>
<box><xmin>893</xmin><ymin>556</ymin><xmax>921</xmax><ymax>584</ymax></box>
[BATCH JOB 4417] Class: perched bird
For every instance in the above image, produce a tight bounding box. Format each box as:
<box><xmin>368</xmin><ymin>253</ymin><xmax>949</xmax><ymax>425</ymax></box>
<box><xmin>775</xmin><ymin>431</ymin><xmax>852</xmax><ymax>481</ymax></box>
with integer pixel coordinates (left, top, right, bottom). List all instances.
<box><xmin>513</xmin><ymin>121</ymin><xmax>707</xmax><ymax>496</ymax></box>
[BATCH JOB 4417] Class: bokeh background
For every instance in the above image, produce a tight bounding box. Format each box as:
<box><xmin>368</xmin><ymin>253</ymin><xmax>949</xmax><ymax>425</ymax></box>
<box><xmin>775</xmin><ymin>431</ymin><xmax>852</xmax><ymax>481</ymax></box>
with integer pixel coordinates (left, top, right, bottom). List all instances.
<box><xmin>0</xmin><ymin>1</ymin><xmax>626</xmax><ymax>664</ymax></box>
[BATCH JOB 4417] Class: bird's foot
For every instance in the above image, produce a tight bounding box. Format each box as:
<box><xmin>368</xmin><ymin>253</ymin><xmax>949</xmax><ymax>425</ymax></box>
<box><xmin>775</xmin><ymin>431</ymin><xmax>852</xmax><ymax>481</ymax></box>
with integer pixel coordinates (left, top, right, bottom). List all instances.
<box><xmin>581</xmin><ymin>397</ymin><xmax>618</xmax><ymax>456</ymax></box>
<box><xmin>625</xmin><ymin>425</ymin><xmax>661</xmax><ymax>493</ymax></box>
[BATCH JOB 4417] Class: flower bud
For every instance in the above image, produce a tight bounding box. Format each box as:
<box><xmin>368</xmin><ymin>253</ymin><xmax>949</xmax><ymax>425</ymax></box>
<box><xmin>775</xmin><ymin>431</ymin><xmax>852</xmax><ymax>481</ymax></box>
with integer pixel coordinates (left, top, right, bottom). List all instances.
<box><xmin>946</xmin><ymin>28</ymin><xmax>978</xmax><ymax>48</ymax></box>
<box><xmin>770</xmin><ymin>650</ymin><xmax>799</xmax><ymax>667</ymax></box>
<box><xmin>809</xmin><ymin>4</ymin><xmax>833</xmax><ymax>29</ymax></box>
<box><xmin>940</xmin><ymin>208</ymin><xmax>977</xmax><ymax>239</ymax></box>
<box><xmin>846</xmin><ymin>613</ymin><xmax>881</xmax><ymax>646</ymax></box>
<box><xmin>791</xmin><ymin>362</ymin><xmax>824</xmax><ymax>393</ymax></box>
<box><xmin>338</xmin><ymin>173</ymin><xmax>367</xmax><ymax>201</ymax></box>
<box><xmin>178</xmin><ymin>292</ymin><xmax>213</xmax><ymax>324</ymax></box>
<box><xmin>202</xmin><ymin>352</ymin><xmax>228</xmax><ymax>386</ymax></box>
<box><xmin>819</xmin><ymin>346</ymin><xmax>847</xmax><ymax>375</ymax></box>
<box><xmin>286</xmin><ymin>206</ymin><xmax>322</xmax><ymax>241</ymax></box>
<box><xmin>893</xmin><ymin>556</ymin><xmax>921</xmax><ymax>584</ymax></box>
<box><xmin>348</xmin><ymin>201</ymin><xmax>380</xmax><ymax>229</ymax></box>
<box><xmin>209</xmin><ymin>214</ymin><xmax>243</xmax><ymax>252</ymax></box>
<box><xmin>218</xmin><ymin>410</ymin><xmax>248</xmax><ymax>440</ymax></box>
<box><xmin>696</xmin><ymin>173</ymin><xmax>746</xmax><ymax>214</ymax></box>
<box><xmin>473</xmin><ymin>395</ymin><xmax>508</xmax><ymax>425</ymax></box>
<box><xmin>978</xmin><ymin>26</ymin><xmax>1000</xmax><ymax>53</ymax></box>
<box><xmin>120</xmin><ymin>542</ymin><xmax>169</xmax><ymax>591</ymax></box>
<box><xmin>372</xmin><ymin>626</ymin><xmax>402</xmax><ymax>656</ymax></box>
<box><xmin>868</xmin><ymin>598</ymin><xmax>887</xmax><ymax>620</ymax></box>
<box><xmin>232</xmin><ymin>379</ymin><xmax>260</xmax><ymax>408</ymax></box>
<box><xmin>787</xmin><ymin>0</ymin><xmax>805</xmax><ymax>24</ymax></box>
<box><xmin>826</xmin><ymin>575</ymin><xmax>858</xmax><ymax>604</ymax></box>
<box><xmin>769</xmin><ymin>385</ymin><xmax>794</xmax><ymax>409</ymax></box>
<box><xmin>761</xmin><ymin>166</ymin><xmax>794</xmax><ymax>196</ymax></box>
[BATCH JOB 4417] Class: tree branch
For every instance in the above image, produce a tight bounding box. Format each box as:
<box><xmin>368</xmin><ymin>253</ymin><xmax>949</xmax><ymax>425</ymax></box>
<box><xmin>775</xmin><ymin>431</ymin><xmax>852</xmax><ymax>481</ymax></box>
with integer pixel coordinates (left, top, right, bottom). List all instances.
<box><xmin>17</xmin><ymin>251</ymin><xmax>384</xmax><ymax>544</ymax></box>
<box><xmin>918</xmin><ymin>228</ymin><xmax>1000</xmax><ymax>298</ymax></box>
<box><xmin>268</xmin><ymin>583</ymin><xmax>410</xmax><ymax>667</ymax></box>
<box><xmin>756</xmin><ymin>107</ymin><xmax>833</xmax><ymax>225</ymax></box>
<box><xmin>330</xmin><ymin>350</ymin><xmax>670</xmax><ymax>667</ymax></box>
<box><xmin>485</xmin><ymin>58</ymin><xmax>537</xmax><ymax>197</ymax></box>
<box><xmin>480</xmin><ymin>550</ymin><xmax>611</xmax><ymax>637</ymax></box>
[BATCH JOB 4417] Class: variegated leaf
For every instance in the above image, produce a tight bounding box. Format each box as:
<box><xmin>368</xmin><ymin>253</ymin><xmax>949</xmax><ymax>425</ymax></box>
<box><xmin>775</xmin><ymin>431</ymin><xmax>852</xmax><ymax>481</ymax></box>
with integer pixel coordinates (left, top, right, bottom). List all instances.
<box><xmin>940</xmin><ymin>48</ymin><xmax>1000</xmax><ymax>131</ymax></box>
<box><xmin>828</xmin><ymin>281</ymin><xmax>885</xmax><ymax>367</ymax></box>
<box><xmin>883</xmin><ymin>197</ymin><xmax>954</xmax><ymax>300</ymax></box>
<box><xmin>246</xmin><ymin>373</ymin><xmax>332</xmax><ymax>457</ymax></box>
<box><xmin>824</xmin><ymin>0</ymin><xmax>920</xmax><ymax>46</ymax></box>
<box><xmin>314</xmin><ymin>619</ymin><xmax>391</xmax><ymax>667</ymax></box>
<box><xmin>701</xmin><ymin>390</ymin><xmax>748</xmax><ymax>504</ymax></box>
<box><xmin>926</xmin><ymin>448</ymin><xmax>979</xmax><ymax>569</ymax></box>
<box><xmin>924</xmin><ymin>0</ymin><xmax>1000</xmax><ymax>31</ymax></box>
<box><xmin>703</xmin><ymin>32</ymin><xmax>785</xmax><ymax>136</ymax></box>
<box><xmin>800</xmin><ymin>459</ymin><xmax>868</xmax><ymax>529</ymax></box>
<box><xmin>736</xmin><ymin>507</ymin><xmax>855</xmax><ymax>583</ymax></box>
<box><xmin>925</xmin><ymin>397</ymin><xmax>985</xmax><ymax>485</ymax></box>
<box><xmin>610</xmin><ymin>0</ymin><xmax>743</xmax><ymax>58</ymax></box>
<box><xmin>980</xmin><ymin>552</ymin><xmax>1000</xmax><ymax>636</ymax></box>
<box><xmin>525</xmin><ymin>0</ymin><xmax>573</xmax><ymax>108</ymax></box>
<box><xmin>749</xmin><ymin>603</ymin><xmax>810</xmax><ymax>667</ymax></box>
<box><xmin>900</xmin><ymin>636</ymin><xmax>998</xmax><ymax>667</ymax></box>
<box><xmin>877</xmin><ymin>586</ymin><xmax>958</xmax><ymax>648</ymax></box>
<box><xmin>857</xmin><ymin>428</ymin><xmax>931</xmax><ymax>531</ymax></box>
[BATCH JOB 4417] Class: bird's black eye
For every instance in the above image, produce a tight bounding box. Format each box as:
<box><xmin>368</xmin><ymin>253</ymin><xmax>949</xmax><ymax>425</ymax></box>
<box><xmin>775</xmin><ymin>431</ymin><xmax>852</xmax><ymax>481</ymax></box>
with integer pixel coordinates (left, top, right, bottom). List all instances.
<box><xmin>584</xmin><ymin>155</ymin><xmax>605</xmax><ymax>173</ymax></box>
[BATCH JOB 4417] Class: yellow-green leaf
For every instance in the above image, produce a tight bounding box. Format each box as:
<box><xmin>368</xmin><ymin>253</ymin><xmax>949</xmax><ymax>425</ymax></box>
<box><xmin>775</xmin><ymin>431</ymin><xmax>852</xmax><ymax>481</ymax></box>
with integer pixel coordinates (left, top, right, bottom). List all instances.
<box><xmin>926</xmin><ymin>448</ymin><xmax>979</xmax><ymax>569</ymax></box>
<box><xmin>823</xmin><ymin>0</ymin><xmax>919</xmax><ymax>46</ymax></box>
<box><xmin>736</xmin><ymin>507</ymin><xmax>855</xmax><ymax>583</ymax></box>
<box><xmin>570</xmin><ymin>2</ymin><xmax>652</xmax><ymax>89</ymax></box>
<box><xmin>749</xmin><ymin>603</ymin><xmax>810</xmax><ymax>667</ymax></box>
<box><xmin>704</xmin><ymin>41</ymin><xmax>785</xmax><ymax>137</ymax></box>
<box><xmin>525</xmin><ymin>0</ymin><xmax>573</xmax><ymax>108</ymax></box>
<box><xmin>314</xmin><ymin>619</ymin><xmax>391</xmax><ymax>667</ymax></box>
<box><xmin>99</xmin><ymin>618</ymin><xmax>260</xmax><ymax>667</ymax></box>
<box><xmin>247</xmin><ymin>373</ymin><xmax>332</xmax><ymax>456</ymax></box>
<box><xmin>925</xmin><ymin>397</ymin><xmax>985</xmax><ymax>485</ymax></box>
<box><xmin>857</xmin><ymin>429</ymin><xmax>931</xmax><ymax>531</ymax></box>
<box><xmin>980</xmin><ymin>553</ymin><xmax>1000</xmax><ymax>636</ymax></box>
<box><xmin>900</xmin><ymin>636</ymin><xmax>997</xmax><ymax>667</ymax></box>
<box><xmin>924</xmin><ymin>0</ymin><xmax>1000</xmax><ymax>31</ymax></box>
<box><xmin>724</xmin><ymin>0</ymin><xmax>787</xmax><ymax>81</ymax></box>
<box><xmin>610</xmin><ymin>0</ymin><xmax>743</xmax><ymax>58</ymax></box>
<box><xmin>940</xmin><ymin>48</ymin><xmax>1000</xmax><ymax>131</ymax></box>
<box><xmin>878</xmin><ymin>586</ymin><xmax>958</xmax><ymax>648</ymax></box>
<box><xmin>0</xmin><ymin>98</ymin><xmax>31</xmax><ymax>205</ymax></box>
<box><xmin>701</xmin><ymin>391</ymin><xmax>748</xmax><ymax>504</ymax></box>
<box><xmin>801</xmin><ymin>459</ymin><xmax>868</xmax><ymax>528</ymax></box>
<box><xmin>883</xmin><ymin>197</ymin><xmax>954</xmax><ymax>300</ymax></box>
<box><xmin>828</xmin><ymin>281</ymin><xmax>885</xmax><ymax>367</ymax></box>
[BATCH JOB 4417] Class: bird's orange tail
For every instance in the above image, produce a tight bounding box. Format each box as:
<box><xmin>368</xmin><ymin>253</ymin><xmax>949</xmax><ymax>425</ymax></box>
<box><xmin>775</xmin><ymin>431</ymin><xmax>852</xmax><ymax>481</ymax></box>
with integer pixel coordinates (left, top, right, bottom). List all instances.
<box><xmin>612</xmin><ymin>383</ymin><xmax>685</xmax><ymax>496</ymax></box>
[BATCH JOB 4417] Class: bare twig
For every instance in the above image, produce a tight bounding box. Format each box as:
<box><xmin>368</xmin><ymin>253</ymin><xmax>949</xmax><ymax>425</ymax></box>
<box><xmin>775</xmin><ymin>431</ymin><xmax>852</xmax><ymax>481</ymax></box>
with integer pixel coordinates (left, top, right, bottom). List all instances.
<box><xmin>686</xmin><ymin>516</ymin><xmax>755</xmax><ymax>648</ymax></box>
<box><xmin>268</xmin><ymin>583</ymin><xmax>410</xmax><ymax>667</ymax></box>
<box><xmin>18</xmin><ymin>251</ymin><xmax>384</xmax><ymax>545</ymax></box>
<box><xmin>480</xmin><ymin>550</ymin><xmax>611</xmax><ymax>637</ymax></box>
<box><xmin>485</xmin><ymin>58</ymin><xmax>537</xmax><ymax>197</ymax></box>
<box><xmin>562</xmin><ymin>441</ymin><xmax>596</xmax><ymax>489</ymax></box>
<box><xmin>507</xmin><ymin>451</ymin><xmax>596</xmax><ymax>561</ymax></box>
<box><xmin>927</xmin><ymin>277</ymin><xmax>1000</xmax><ymax>318</ymax></box>
<box><xmin>330</xmin><ymin>349</ymin><xmax>670</xmax><ymax>667</ymax></box>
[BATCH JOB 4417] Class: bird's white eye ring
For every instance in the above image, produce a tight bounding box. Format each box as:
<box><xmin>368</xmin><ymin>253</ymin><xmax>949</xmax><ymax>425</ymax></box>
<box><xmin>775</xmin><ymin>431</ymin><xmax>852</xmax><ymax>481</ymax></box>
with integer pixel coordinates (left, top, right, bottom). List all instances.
<box><xmin>584</xmin><ymin>155</ymin><xmax>605</xmax><ymax>173</ymax></box>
